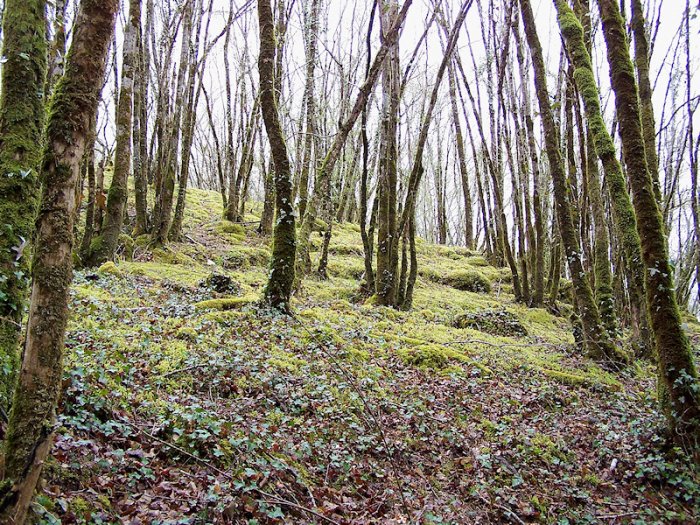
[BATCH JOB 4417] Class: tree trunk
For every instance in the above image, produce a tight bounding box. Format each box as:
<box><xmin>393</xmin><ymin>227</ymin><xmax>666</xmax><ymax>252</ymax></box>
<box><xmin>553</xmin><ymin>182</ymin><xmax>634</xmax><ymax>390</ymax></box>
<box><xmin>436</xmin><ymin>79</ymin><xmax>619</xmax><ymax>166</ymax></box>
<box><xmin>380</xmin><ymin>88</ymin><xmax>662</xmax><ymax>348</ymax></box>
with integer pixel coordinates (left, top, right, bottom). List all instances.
<box><xmin>630</xmin><ymin>0</ymin><xmax>661</xmax><ymax>204</ymax></box>
<box><xmin>597</xmin><ymin>0</ymin><xmax>700</xmax><ymax>453</ymax></box>
<box><xmin>520</xmin><ymin>0</ymin><xmax>627</xmax><ymax>366</ymax></box>
<box><xmin>296</xmin><ymin>0</ymin><xmax>320</xmax><ymax>221</ymax></box>
<box><xmin>133</xmin><ymin>0</ymin><xmax>151</xmax><ymax>236</ymax></box>
<box><xmin>0</xmin><ymin>2</ymin><xmax>117</xmax><ymax>521</ymax></box>
<box><xmin>259</xmin><ymin>0</ymin><xmax>296</xmax><ymax>311</ymax></box>
<box><xmin>448</xmin><ymin>62</ymin><xmax>474</xmax><ymax>249</ymax></box>
<box><xmin>83</xmin><ymin>0</ymin><xmax>140</xmax><ymax>266</ymax></box>
<box><xmin>557</xmin><ymin>0</ymin><xmax>652</xmax><ymax>353</ymax></box>
<box><xmin>0</xmin><ymin>0</ymin><xmax>47</xmax><ymax>411</ymax></box>
<box><xmin>294</xmin><ymin>0</ymin><xmax>412</xmax><ymax>283</ymax></box>
<box><xmin>152</xmin><ymin>0</ymin><xmax>194</xmax><ymax>246</ymax></box>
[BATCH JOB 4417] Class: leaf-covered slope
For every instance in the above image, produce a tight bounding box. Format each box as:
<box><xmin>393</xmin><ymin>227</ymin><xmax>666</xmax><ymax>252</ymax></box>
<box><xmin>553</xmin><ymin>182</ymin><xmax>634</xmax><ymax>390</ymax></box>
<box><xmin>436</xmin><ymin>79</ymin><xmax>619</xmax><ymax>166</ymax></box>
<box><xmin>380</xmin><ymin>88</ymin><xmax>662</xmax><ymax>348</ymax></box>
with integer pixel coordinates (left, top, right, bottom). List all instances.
<box><xmin>40</xmin><ymin>188</ymin><xmax>700</xmax><ymax>523</ymax></box>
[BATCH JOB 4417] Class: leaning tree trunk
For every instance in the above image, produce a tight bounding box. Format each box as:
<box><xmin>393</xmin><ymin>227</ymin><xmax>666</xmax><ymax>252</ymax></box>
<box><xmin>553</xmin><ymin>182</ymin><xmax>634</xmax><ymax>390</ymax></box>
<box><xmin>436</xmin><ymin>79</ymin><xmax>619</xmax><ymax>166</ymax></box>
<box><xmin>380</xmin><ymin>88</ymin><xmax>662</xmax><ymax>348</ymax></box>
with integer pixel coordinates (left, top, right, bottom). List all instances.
<box><xmin>83</xmin><ymin>0</ymin><xmax>140</xmax><ymax>267</ymax></box>
<box><xmin>0</xmin><ymin>0</ymin><xmax>47</xmax><ymax>412</ymax></box>
<box><xmin>520</xmin><ymin>0</ymin><xmax>627</xmax><ymax>367</ymax></box>
<box><xmin>258</xmin><ymin>0</ymin><xmax>296</xmax><ymax>311</ymax></box>
<box><xmin>597</xmin><ymin>0</ymin><xmax>700</xmax><ymax>453</ymax></box>
<box><xmin>0</xmin><ymin>1</ymin><xmax>117</xmax><ymax>521</ymax></box>
<box><xmin>556</xmin><ymin>0</ymin><xmax>652</xmax><ymax>353</ymax></box>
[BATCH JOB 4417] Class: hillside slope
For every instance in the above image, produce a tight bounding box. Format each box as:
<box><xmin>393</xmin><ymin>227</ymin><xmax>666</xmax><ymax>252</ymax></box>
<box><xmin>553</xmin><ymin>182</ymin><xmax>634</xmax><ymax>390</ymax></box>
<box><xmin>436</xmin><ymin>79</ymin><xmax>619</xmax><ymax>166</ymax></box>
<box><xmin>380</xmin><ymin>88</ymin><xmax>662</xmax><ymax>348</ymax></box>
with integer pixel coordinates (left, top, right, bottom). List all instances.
<box><xmin>37</xmin><ymin>189</ymin><xmax>700</xmax><ymax>523</ymax></box>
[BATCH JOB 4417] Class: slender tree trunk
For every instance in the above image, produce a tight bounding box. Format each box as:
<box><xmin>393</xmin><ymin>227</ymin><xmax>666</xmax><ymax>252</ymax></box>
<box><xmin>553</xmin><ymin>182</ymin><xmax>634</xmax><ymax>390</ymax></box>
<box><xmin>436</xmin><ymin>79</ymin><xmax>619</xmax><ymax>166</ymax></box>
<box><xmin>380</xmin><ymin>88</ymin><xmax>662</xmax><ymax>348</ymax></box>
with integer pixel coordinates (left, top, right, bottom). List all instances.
<box><xmin>630</xmin><ymin>0</ymin><xmax>661</xmax><ymax>204</ymax></box>
<box><xmin>397</xmin><ymin>0</ymin><xmax>471</xmax><ymax>308</ymax></box>
<box><xmin>152</xmin><ymin>0</ymin><xmax>194</xmax><ymax>245</ymax></box>
<box><xmin>520</xmin><ymin>0</ymin><xmax>627</xmax><ymax>366</ymax></box>
<box><xmin>448</xmin><ymin>62</ymin><xmax>473</xmax><ymax>249</ymax></box>
<box><xmin>78</xmin><ymin>123</ymin><xmax>97</xmax><ymax>261</ymax></box>
<box><xmin>258</xmin><ymin>147</ymin><xmax>275</xmax><ymax>235</ymax></box>
<box><xmin>0</xmin><ymin>0</ymin><xmax>47</xmax><ymax>411</ymax></box>
<box><xmin>84</xmin><ymin>0</ymin><xmax>140</xmax><ymax>266</ymax></box>
<box><xmin>297</xmin><ymin>0</ymin><xmax>320</xmax><ymax>221</ymax></box>
<box><xmin>0</xmin><ymin>2</ymin><xmax>117</xmax><ymax>521</ymax></box>
<box><xmin>133</xmin><ymin>0</ymin><xmax>151</xmax><ymax>236</ymax></box>
<box><xmin>598</xmin><ymin>0</ymin><xmax>700</xmax><ymax>452</ymax></box>
<box><xmin>259</xmin><ymin>0</ymin><xmax>295</xmax><ymax>311</ymax></box>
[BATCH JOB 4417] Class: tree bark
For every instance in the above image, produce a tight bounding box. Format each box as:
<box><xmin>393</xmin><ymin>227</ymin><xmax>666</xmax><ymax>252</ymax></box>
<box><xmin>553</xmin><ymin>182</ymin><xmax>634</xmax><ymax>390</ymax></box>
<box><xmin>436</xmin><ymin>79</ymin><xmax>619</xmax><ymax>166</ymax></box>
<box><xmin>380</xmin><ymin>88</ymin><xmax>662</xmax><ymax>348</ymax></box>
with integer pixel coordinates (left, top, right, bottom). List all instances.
<box><xmin>597</xmin><ymin>0</ymin><xmax>700</xmax><ymax>452</ymax></box>
<box><xmin>0</xmin><ymin>2</ymin><xmax>117</xmax><ymax>521</ymax></box>
<box><xmin>557</xmin><ymin>0</ymin><xmax>652</xmax><ymax>353</ymax></box>
<box><xmin>0</xmin><ymin>0</ymin><xmax>47</xmax><ymax>412</ymax></box>
<box><xmin>83</xmin><ymin>0</ymin><xmax>140</xmax><ymax>266</ymax></box>
<box><xmin>259</xmin><ymin>0</ymin><xmax>296</xmax><ymax>311</ymax></box>
<box><xmin>520</xmin><ymin>0</ymin><xmax>627</xmax><ymax>367</ymax></box>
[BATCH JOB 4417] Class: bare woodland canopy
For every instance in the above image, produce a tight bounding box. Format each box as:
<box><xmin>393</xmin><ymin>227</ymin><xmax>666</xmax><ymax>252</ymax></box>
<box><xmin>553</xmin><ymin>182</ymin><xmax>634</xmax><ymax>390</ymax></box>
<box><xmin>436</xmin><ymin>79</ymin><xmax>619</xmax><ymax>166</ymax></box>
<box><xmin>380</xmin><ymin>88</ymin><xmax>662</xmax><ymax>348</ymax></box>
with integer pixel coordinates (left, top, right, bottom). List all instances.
<box><xmin>0</xmin><ymin>0</ymin><xmax>700</xmax><ymax>522</ymax></box>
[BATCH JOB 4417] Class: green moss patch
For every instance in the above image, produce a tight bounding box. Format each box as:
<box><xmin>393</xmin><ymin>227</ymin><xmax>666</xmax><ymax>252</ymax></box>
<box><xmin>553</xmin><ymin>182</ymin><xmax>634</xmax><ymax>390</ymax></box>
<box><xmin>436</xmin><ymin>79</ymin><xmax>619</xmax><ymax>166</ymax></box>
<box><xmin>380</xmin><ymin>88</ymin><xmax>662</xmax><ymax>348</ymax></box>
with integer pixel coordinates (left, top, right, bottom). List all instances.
<box><xmin>452</xmin><ymin>308</ymin><xmax>528</xmax><ymax>337</ymax></box>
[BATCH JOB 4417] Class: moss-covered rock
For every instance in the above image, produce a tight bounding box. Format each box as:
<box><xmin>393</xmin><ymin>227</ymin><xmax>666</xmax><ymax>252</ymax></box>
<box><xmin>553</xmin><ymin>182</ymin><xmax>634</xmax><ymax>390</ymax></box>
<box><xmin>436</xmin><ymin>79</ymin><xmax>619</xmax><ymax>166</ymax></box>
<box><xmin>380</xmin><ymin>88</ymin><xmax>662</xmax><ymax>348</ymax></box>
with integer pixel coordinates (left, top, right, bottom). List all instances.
<box><xmin>198</xmin><ymin>273</ymin><xmax>241</xmax><ymax>295</ymax></box>
<box><xmin>452</xmin><ymin>308</ymin><xmax>528</xmax><ymax>337</ymax></box>
<box><xmin>97</xmin><ymin>261</ymin><xmax>123</xmax><ymax>278</ymax></box>
<box><xmin>151</xmin><ymin>247</ymin><xmax>193</xmax><ymax>265</ymax></box>
<box><xmin>222</xmin><ymin>246</ymin><xmax>271</xmax><ymax>269</ymax></box>
<box><xmin>216</xmin><ymin>220</ymin><xmax>246</xmax><ymax>236</ymax></box>
<box><xmin>443</xmin><ymin>270</ymin><xmax>492</xmax><ymax>293</ymax></box>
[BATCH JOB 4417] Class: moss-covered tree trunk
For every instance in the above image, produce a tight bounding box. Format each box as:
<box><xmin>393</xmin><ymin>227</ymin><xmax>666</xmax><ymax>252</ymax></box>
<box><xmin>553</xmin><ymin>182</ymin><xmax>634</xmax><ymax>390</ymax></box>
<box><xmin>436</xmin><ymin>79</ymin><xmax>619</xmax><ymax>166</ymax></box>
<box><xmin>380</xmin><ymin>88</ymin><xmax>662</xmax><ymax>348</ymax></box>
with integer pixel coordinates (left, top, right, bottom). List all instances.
<box><xmin>597</xmin><ymin>0</ymin><xmax>700</xmax><ymax>451</ymax></box>
<box><xmin>258</xmin><ymin>151</ymin><xmax>275</xmax><ymax>236</ymax></box>
<box><xmin>0</xmin><ymin>0</ymin><xmax>47</xmax><ymax>411</ymax></box>
<box><xmin>45</xmin><ymin>0</ymin><xmax>66</xmax><ymax>95</ymax></box>
<box><xmin>520</xmin><ymin>0</ymin><xmax>627</xmax><ymax>367</ymax></box>
<box><xmin>630</xmin><ymin>0</ymin><xmax>661</xmax><ymax>204</ymax></box>
<box><xmin>0</xmin><ymin>1</ymin><xmax>117</xmax><ymax>521</ymax></box>
<box><xmin>258</xmin><ymin>0</ymin><xmax>296</xmax><ymax>311</ymax></box>
<box><xmin>556</xmin><ymin>0</ymin><xmax>652</xmax><ymax>353</ymax></box>
<box><xmin>83</xmin><ymin>0</ymin><xmax>140</xmax><ymax>267</ymax></box>
<box><xmin>133</xmin><ymin>0</ymin><xmax>152</xmax><ymax>235</ymax></box>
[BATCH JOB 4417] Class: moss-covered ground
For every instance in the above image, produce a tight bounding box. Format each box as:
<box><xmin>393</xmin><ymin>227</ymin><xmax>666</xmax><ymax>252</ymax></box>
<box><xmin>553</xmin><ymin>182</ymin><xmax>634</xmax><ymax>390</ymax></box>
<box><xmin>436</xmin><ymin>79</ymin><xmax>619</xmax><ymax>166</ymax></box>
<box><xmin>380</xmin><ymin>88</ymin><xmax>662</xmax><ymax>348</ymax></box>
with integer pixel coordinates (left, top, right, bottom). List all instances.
<box><xmin>35</xmin><ymin>188</ymin><xmax>700</xmax><ymax>523</ymax></box>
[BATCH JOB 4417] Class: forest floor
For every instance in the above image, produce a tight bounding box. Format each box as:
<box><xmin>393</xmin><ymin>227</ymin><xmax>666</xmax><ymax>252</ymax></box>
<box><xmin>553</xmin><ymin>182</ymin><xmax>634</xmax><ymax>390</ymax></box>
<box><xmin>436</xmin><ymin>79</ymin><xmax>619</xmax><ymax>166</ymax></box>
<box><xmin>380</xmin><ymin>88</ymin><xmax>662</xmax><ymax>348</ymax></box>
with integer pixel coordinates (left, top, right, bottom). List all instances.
<box><xmin>29</xmin><ymin>188</ymin><xmax>700</xmax><ymax>524</ymax></box>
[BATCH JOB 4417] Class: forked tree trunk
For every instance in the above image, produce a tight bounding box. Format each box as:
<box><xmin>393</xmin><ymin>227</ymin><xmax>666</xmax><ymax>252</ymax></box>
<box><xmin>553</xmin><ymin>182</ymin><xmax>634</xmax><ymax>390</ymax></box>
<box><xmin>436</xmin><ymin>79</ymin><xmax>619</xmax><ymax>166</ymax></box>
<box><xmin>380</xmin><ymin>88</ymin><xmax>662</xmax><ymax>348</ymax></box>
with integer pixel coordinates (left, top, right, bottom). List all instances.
<box><xmin>0</xmin><ymin>0</ymin><xmax>47</xmax><ymax>412</ymax></box>
<box><xmin>520</xmin><ymin>0</ymin><xmax>627</xmax><ymax>367</ymax></box>
<box><xmin>0</xmin><ymin>2</ymin><xmax>118</xmax><ymax>521</ymax></box>
<box><xmin>597</xmin><ymin>0</ymin><xmax>700</xmax><ymax>453</ymax></box>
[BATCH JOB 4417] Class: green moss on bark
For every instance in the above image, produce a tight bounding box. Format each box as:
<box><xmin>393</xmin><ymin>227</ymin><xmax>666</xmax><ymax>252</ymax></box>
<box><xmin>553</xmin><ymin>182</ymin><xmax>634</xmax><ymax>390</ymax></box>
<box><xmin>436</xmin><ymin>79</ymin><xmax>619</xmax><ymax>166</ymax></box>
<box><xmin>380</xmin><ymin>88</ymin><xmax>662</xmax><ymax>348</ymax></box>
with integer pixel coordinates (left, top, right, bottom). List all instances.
<box><xmin>556</xmin><ymin>0</ymin><xmax>651</xmax><ymax>353</ymax></box>
<box><xmin>258</xmin><ymin>0</ymin><xmax>296</xmax><ymax>311</ymax></box>
<box><xmin>598</xmin><ymin>0</ymin><xmax>700</xmax><ymax>453</ymax></box>
<box><xmin>0</xmin><ymin>0</ymin><xmax>48</xmax><ymax>409</ymax></box>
